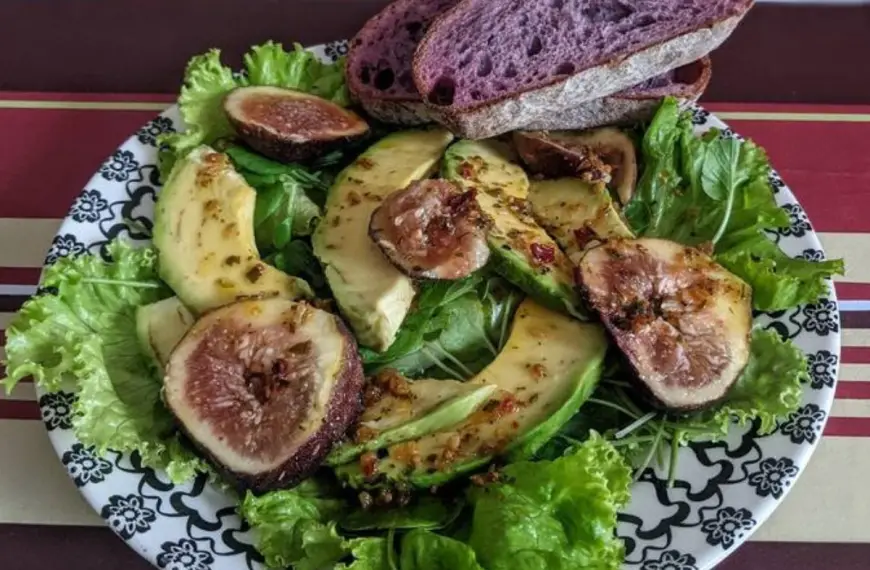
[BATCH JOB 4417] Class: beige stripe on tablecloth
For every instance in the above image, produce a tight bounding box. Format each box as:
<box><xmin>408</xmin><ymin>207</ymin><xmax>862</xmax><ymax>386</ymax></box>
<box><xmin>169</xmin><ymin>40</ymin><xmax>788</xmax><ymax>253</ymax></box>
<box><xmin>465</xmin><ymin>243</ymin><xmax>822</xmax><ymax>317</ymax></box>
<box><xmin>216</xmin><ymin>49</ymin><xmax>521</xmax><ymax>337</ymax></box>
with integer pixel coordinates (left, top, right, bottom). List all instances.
<box><xmin>0</xmin><ymin>419</ymin><xmax>102</xmax><ymax>525</ymax></box>
<box><xmin>0</xmin><ymin>219</ymin><xmax>60</xmax><ymax>268</ymax></box>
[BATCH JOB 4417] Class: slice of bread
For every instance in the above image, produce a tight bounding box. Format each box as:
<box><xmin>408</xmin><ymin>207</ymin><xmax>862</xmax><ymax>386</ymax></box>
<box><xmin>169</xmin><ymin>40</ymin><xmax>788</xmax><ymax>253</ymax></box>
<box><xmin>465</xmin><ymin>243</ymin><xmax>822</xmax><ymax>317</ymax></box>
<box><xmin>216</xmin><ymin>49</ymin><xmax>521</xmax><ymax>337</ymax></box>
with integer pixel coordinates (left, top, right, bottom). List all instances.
<box><xmin>346</xmin><ymin>0</ymin><xmax>460</xmax><ymax>125</ymax></box>
<box><xmin>413</xmin><ymin>0</ymin><xmax>752</xmax><ymax>138</ymax></box>
<box><xmin>524</xmin><ymin>57</ymin><xmax>712</xmax><ymax>131</ymax></box>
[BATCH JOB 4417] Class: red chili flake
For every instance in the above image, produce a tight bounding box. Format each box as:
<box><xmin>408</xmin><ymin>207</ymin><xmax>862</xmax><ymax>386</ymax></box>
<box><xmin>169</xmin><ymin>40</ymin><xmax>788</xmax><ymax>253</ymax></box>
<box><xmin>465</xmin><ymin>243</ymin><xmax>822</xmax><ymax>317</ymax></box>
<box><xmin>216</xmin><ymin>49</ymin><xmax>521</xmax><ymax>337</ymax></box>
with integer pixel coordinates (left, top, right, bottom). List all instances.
<box><xmin>458</xmin><ymin>161</ymin><xmax>475</xmax><ymax>179</ymax></box>
<box><xmin>573</xmin><ymin>226</ymin><xmax>598</xmax><ymax>250</ymax></box>
<box><xmin>360</xmin><ymin>452</ymin><xmax>379</xmax><ymax>478</ymax></box>
<box><xmin>530</xmin><ymin>243</ymin><xmax>556</xmax><ymax>264</ymax></box>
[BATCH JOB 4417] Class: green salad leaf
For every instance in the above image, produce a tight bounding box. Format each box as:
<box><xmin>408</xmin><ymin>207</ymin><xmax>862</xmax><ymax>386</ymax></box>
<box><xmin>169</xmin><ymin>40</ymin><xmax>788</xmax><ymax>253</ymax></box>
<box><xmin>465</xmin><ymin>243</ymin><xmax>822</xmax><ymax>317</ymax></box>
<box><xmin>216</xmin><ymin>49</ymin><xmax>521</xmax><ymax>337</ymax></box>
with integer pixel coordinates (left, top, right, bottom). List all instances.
<box><xmin>2</xmin><ymin>241</ymin><xmax>206</xmax><ymax>481</ymax></box>
<box><xmin>401</xmin><ymin>529</ymin><xmax>484</xmax><ymax>570</ymax></box>
<box><xmin>241</xmin><ymin>481</ymin><xmax>389</xmax><ymax>570</ymax></box>
<box><xmin>158</xmin><ymin>41</ymin><xmax>349</xmax><ymax>180</ymax></box>
<box><xmin>361</xmin><ymin>274</ymin><xmax>522</xmax><ymax>380</ymax></box>
<box><xmin>625</xmin><ymin>97</ymin><xmax>844</xmax><ymax>311</ymax></box>
<box><xmin>266</xmin><ymin>239</ymin><xmax>330</xmax><ymax>298</ymax></box>
<box><xmin>340</xmin><ymin>497</ymin><xmax>463</xmax><ymax>532</ymax></box>
<box><xmin>467</xmin><ymin>433</ymin><xmax>631</xmax><ymax>570</ymax></box>
<box><xmin>251</xmin><ymin>174</ymin><xmax>322</xmax><ymax>253</ymax></box>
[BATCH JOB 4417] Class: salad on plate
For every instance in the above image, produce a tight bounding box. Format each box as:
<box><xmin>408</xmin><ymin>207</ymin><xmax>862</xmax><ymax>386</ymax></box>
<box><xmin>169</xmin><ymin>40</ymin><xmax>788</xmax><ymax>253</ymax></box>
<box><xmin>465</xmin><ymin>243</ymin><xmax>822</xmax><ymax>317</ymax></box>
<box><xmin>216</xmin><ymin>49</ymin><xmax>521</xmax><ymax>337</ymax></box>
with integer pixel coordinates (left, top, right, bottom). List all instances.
<box><xmin>2</xmin><ymin>3</ymin><xmax>846</xmax><ymax>568</ymax></box>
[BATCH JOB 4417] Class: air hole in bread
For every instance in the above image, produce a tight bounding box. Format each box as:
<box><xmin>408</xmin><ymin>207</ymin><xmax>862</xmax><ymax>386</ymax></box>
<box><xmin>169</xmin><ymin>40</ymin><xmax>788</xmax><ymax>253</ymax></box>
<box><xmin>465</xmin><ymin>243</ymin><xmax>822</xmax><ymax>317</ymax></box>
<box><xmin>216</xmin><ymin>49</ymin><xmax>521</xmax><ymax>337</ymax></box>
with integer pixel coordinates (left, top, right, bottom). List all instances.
<box><xmin>459</xmin><ymin>53</ymin><xmax>473</xmax><ymax>69</ymax></box>
<box><xmin>427</xmin><ymin>76</ymin><xmax>456</xmax><ymax>106</ymax></box>
<box><xmin>360</xmin><ymin>66</ymin><xmax>371</xmax><ymax>85</ymax></box>
<box><xmin>477</xmin><ymin>55</ymin><xmax>493</xmax><ymax>77</ymax></box>
<box><xmin>551</xmin><ymin>0</ymin><xmax>564</xmax><ymax>8</ymax></box>
<box><xmin>398</xmin><ymin>71</ymin><xmax>415</xmax><ymax>90</ymax></box>
<box><xmin>405</xmin><ymin>21</ymin><xmax>423</xmax><ymax>35</ymax></box>
<box><xmin>374</xmin><ymin>68</ymin><xmax>395</xmax><ymax>91</ymax></box>
<box><xmin>470</xmin><ymin>90</ymin><xmax>482</xmax><ymax>101</ymax></box>
<box><xmin>504</xmin><ymin>64</ymin><xmax>518</xmax><ymax>78</ymax></box>
<box><xmin>634</xmin><ymin>14</ymin><xmax>656</xmax><ymax>28</ymax></box>
<box><xmin>554</xmin><ymin>62</ymin><xmax>575</xmax><ymax>76</ymax></box>
<box><xmin>527</xmin><ymin>36</ymin><xmax>542</xmax><ymax>57</ymax></box>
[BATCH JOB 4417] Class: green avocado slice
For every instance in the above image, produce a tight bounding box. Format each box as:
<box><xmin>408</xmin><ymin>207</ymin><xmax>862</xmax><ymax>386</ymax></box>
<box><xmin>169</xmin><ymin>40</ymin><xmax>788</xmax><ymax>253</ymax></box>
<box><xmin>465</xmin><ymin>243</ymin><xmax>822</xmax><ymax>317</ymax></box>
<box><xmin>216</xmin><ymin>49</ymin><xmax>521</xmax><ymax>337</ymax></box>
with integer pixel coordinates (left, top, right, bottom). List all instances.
<box><xmin>528</xmin><ymin>177</ymin><xmax>634</xmax><ymax>264</ymax></box>
<box><xmin>135</xmin><ymin>296</ymin><xmax>195</xmax><ymax>370</ymax></box>
<box><xmin>441</xmin><ymin>140</ymin><xmax>582</xmax><ymax>317</ymax></box>
<box><xmin>153</xmin><ymin>145</ymin><xmax>312</xmax><ymax>314</ymax></box>
<box><xmin>313</xmin><ymin>129</ymin><xmax>455</xmax><ymax>351</ymax></box>
<box><xmin>335</xmin><ymin>298</ymin><xmax>608</xmax><ymax>489</ymax></box>
<box><xmin>326</xmin><ymin>380</ymin><xmax>498</xmax><ymax>466</ymax></box>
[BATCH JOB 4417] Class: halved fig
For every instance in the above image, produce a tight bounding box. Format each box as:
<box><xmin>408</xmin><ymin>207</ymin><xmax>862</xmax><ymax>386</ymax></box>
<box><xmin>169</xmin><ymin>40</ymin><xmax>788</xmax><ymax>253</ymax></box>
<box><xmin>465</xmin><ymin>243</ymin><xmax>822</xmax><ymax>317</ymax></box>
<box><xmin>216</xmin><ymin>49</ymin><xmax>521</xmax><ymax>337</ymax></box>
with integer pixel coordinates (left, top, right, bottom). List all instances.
<box><xmin>577</xmin><ymin>238</ymin><xmax>752</xmax><ymax>411</ymax></box>
<box><xmin>369</xmin><ymin>179</ymin><xmax>491</xmax><ymax>280</ymax></box>
<box><xmin>513</xmin><ymin>128</ymin><xmax>638</xmax><ymax>205</ymax></box>
<box><xmin>163</xmin><ymin>298</ymin><xmax>364</xmax><ymax>493</ymax></box>
<box><xmin>224</xmin><ymin>85</ymin><xmax>369</xmax><ymax>163</ymax></box>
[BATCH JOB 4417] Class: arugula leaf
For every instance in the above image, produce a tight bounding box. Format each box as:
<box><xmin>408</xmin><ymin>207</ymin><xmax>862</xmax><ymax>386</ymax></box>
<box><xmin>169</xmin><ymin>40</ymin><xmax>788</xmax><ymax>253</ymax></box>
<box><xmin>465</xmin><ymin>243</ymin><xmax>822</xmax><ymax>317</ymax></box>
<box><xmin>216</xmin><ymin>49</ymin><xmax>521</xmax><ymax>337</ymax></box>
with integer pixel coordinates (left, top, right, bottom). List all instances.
<box><xmin>159</xmin><ymin>41</ymin><xmax>349</xmax><ymax>180</ymax></box>
<box><xmin>467</xmin><ymin>433</ymin><xmax>631</xmax><ymax>570</ymax></box>
<box><xmin>361</xmin><ymin>275</ymin><xmax>520</xmax><ymax>380</ymax></box>
<box><xmin>2</xmin><ymin>241</ymin><xmax>206</xmax><ymax>482</ymax></box>
<box><xmin>400</xmin><ymin>529</ymin><xmax>484</xmax><ymax>570</ymax></box>
<box><xmin>223</xmin><ymin>143</ymin><xmax>330</xmax><ymax>194</ymax></box>
<box><xmin>267</xmin><ymin>240</ymin><xmax>330</xmax><ymax>298</ymax></box>
<box><xmin>625</xmin><ymin>97</ymin><xmax>844</xmax><ymax>310</ymax></box>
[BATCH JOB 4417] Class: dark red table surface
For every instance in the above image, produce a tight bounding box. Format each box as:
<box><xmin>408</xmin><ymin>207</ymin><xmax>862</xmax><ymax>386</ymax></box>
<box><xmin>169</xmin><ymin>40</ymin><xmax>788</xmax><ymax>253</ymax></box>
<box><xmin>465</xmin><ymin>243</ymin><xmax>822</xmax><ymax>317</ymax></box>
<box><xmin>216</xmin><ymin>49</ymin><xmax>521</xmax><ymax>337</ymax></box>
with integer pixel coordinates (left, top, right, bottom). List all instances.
<box><xmin>1</xmin><ymin>2</ymin><xmax>868</xmax><ymax>569</ymax></box>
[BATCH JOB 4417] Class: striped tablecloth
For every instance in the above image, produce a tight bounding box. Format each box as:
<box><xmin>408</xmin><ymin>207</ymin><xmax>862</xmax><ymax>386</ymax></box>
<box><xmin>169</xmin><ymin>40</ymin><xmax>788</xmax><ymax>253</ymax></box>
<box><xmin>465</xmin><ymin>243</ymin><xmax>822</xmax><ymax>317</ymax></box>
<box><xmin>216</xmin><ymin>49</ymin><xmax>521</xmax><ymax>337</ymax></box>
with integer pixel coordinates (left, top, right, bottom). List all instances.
<box><xmin>0</xmin><ymin>94</ymin><xmax>868</xmax><ymax>569</ymax></box>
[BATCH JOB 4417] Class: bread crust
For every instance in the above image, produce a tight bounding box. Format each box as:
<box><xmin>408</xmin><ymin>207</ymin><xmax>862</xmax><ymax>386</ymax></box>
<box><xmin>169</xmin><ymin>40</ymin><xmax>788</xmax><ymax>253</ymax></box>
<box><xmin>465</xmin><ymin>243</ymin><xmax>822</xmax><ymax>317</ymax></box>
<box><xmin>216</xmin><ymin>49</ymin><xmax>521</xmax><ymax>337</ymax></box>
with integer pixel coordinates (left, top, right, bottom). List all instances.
<box><xmin>523</xmin><ymin>57</ymin><xmax>712</xmax><ymax>131</ymax></box>
<box><xmin>412</xmin><ymin>2</ymin><xmax>751</xmax><ymax>139</ymax></box>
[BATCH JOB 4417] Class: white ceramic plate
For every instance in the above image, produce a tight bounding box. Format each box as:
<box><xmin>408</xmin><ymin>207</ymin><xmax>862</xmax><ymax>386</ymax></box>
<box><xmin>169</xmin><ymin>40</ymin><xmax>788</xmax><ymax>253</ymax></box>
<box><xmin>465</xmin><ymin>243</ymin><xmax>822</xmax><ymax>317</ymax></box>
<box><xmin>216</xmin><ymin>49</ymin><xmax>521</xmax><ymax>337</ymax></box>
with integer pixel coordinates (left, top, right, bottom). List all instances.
<box><xmin>36</xmin><ymin>42</ymin><xmax>840</xmax><ymax>570</ymax></box>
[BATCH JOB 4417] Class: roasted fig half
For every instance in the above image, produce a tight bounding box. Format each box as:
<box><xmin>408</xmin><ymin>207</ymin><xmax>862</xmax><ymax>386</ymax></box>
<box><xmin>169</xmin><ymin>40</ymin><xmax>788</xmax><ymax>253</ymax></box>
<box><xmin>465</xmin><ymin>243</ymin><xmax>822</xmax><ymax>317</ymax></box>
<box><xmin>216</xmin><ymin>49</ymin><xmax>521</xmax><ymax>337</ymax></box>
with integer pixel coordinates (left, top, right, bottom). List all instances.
<box><xmin>513</xmin><ymin>128</ymin><xmax>637</xmax><ymax>205</ymax></box>
<box><xmin>163</xmin><ymin>298</ymin><xmax>364</xmax><ymax>493</ymax></box>
<box><xmin>577</xmin><ymin>238</ymin><xmax>752</xmax><ymax>411</ymax></box>
<box><xmin>224</xmin><ymin>85</ymin><xmax>370</xmax><ymax>163</ymax></box>
<box><xmin>369</xmin><ymin>179</ymin><xmax>491</xmax><ymax>280</ymax></box>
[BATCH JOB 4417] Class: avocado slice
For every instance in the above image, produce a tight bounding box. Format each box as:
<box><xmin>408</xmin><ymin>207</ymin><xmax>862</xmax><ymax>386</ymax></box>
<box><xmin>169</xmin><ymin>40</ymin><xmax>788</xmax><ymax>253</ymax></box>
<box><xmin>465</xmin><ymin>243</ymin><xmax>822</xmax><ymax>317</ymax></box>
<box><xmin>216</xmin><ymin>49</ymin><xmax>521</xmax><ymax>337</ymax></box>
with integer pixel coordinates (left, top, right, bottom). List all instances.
<box><xmin>153</xmin><ymin>146</ymin><xmax>312</xmax><ymax>314</ymax></box>
<box><xmin>441</xmin><ymin>140</ymin><xmax>581</xmax><ymax>316</ymax></box>
<box><xmin>135</xmin><ymin>296</ymin><xmax>195</xmax><ymax>369</ymax></box>
<box><xmin>336</xmin><ymin>298</ymin><xmax>608</xmax><ymax>489</ymax></box>
<box><xmin>528</xmin><ymin>178</ymin><xmax>634</xmax><ymax>263</ymax></box>
<box><xmin>313</xmin><ymin>129</ymin><xmax>454</xmax><ymax>351</ymax></box>
<box><xmin>326</xmin><ymin>380</ymin><xmax>498</xmax><ymax>466</ymax></box>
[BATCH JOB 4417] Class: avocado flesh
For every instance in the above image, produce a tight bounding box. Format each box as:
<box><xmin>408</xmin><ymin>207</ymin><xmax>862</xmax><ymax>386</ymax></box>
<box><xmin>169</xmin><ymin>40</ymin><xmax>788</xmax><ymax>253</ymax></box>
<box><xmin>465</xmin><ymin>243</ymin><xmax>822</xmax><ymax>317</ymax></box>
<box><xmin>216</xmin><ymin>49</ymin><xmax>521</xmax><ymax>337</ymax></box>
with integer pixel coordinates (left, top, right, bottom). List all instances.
<box><xmin>336</xmin><ymin>299</ymin><xmax>608</xmax><ymax>489</ymax></box>
<box><xmin>135</xmin><ymin>296</ymin><xmax>195</xmax><ymax>369</ymax></box>
<box><xmin>529</xmin><ymin>178</ymin><xmax>634</xmax><ymax>264</ymax></box>
<box><xmin>153</xmin><ymin>145</ymin><xmax>312</xmax><ymax>314</ymax></box>
<box><xmin>313</xmin><ymin>129</ymin><xmax>455</xmax><ymax>351</ymax></box>
<box><xmin>441</xmin><ymin>140</ymin><xmax>581</xmax><ymax>316</ymax></box>
<box><xmin>326</xmin><ymin>381</ymin><xmax>498</xmax><ymax>466</ymax></box>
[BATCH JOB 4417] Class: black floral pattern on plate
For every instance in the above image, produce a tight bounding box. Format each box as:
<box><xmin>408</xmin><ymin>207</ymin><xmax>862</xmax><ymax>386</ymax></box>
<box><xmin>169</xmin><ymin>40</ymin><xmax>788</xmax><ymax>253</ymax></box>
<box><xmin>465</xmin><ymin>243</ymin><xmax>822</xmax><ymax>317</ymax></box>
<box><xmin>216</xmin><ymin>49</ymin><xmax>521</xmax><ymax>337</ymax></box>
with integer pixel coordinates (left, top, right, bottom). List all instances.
<box><xmin>778</xmin><ymin>203</ymin><xmax>811</xmax><ymax>238</ymax></box>
<box><xmin>747</xmin><ymin>457</ymin><xmax>799</xmax><ymax>499</ymax></box>
<box><xmin>807</xmin><ymin>350</ymin><xmax>838</xmax><ymax>390</ymax></box>
<box><xmin>780</xmin><ymin>403</ymin><xmax>827</xmax><ymax>444</ymax></box>
<box><xmin>690</xmin><ymin>107</ymin><xmax>710</xmax><ymax>125</ymax></box>
<box><xmin>136</xmin><ymin>116</ymin><xmax>175</xmax><ymax>146</ymax></box>
<box><xmin>62</xmin><ymin>443</ymin><xmax>113</xmax><ymax>487</ymax></box>
<box><xmin>324</xmin><ymin>40</ymin><xmax>349</xmax><ymax>61</ymax></box>
<box><xmin>157</xmin><ymin>539</ymin><xmax>214</xmax><ymax>570</ymax></box>
<box><xmin>641</xmin><ymin>550</ymin><xmax>698</xmax><ymax>570</ymax></box>
<box><xmin>768</xmin><ymin>171</ymin><xmax>786</xmax><ymax>194</ymax></box>
<box><xmin>102</xmin><ymin>494</ymin><xmax>157</xmax><ymax>539</ymax></box>
<box><xmin>39</xmin><ymin>391</ymin><xmax>76</xmax><ymax>430</ymax></box>
<box><xmin>45</xmin><ymin>233</ymin><xmax>86</xmax><ymax>265</ymax></box>
<box><xmin>99</xmin><ymin>149</ymin><xmax>140</xmax><ymax>182</ymax></box>
<box><xmin>802</xmin><ymin>299</ymin><xmax>840</xmax><ymax>336</ymax></box>
<box><xmin>799</xmin><ymin>248</ymin><xmax>826</xmax><ymax>262</ymax></box>
<box><xmin>70</xmin><ymin>189</ymin><xmax>110</xmax><ymax>223</ymax></box>
<box><xmin>700</xmin><ymin>507</ymin><xmax>756</xmax><ymax>549</ymax></box>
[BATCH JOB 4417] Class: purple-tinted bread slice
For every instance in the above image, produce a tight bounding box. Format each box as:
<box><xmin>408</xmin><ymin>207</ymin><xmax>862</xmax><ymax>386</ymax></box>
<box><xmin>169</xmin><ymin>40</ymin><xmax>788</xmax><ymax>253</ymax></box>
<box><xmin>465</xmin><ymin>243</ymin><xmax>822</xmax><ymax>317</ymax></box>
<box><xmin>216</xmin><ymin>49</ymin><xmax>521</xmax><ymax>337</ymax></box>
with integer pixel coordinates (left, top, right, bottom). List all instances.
<box><xmin>346</xmin><ymin>0</ymin><xmax>460</xmax><ymax>125</ymax></box>
<box><xmin>524</xmin><ymin>57</ymin><xmax>712</xmax><ymax>131</ymax></box>
<box><xmin>413</xmin><ymin>0</ymin><xmax>752</xmax><ymax>138</ymax></box>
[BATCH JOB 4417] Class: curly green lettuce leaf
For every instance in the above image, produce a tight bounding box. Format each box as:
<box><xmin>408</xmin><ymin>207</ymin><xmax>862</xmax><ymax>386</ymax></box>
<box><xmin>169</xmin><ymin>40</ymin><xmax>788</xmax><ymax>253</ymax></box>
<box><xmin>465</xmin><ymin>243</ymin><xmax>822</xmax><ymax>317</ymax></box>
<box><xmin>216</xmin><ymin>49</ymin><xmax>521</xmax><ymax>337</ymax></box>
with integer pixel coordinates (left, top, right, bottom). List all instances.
<box><xmin>2</xmin><ymin>241</ymin><xmax>206</xmax><ymax>481</ymax></box>
<box><xmin>159</xmin><ymin>41</ymin><xmax>349</xmax><ymax>180</ymax></box>
<box><xmin>400</xmin><ymin>529</ymin><xmax>484</xmax><ymax>570</ymax></box>
<box><xmin>466</xmin><ymin>433</ymin><xmax>631</xmax><ymax>570</ymax></box>
<box><xmin>625</xmin><ymin>97</ymin><xmax>844</xmax><ymax>310</ymax></box>
<box><xmin>241</xmin><ymin>481</ymin><xmax>387</xmax><ymax>570</ymax></box>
